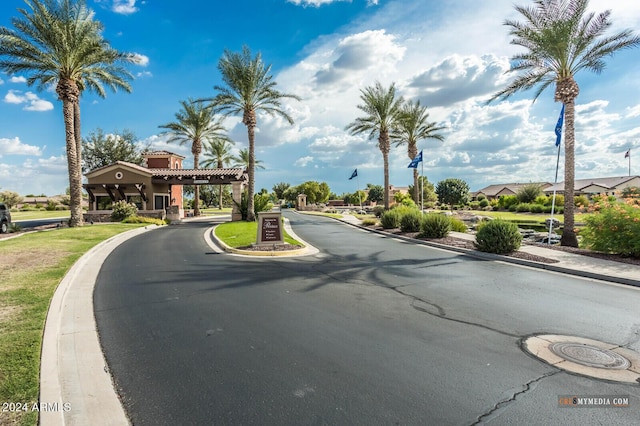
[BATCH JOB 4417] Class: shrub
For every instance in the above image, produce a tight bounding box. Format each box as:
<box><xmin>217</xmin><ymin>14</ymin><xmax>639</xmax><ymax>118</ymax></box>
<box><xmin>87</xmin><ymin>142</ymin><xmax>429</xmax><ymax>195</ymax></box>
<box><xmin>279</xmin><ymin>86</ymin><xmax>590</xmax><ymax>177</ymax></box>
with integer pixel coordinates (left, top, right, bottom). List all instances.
<box><xmin>516</xmin><ymin>183</ymin><xmax>543</xmax><ymax>203</ymax></box>
<box><xmin>534</xmin><ymin>195</ymin><xmax>548</xmax><ymax>205</ymax></box>
<box><xmin>530</xmin><ymin>204</ymin><xmax>544</xmax><ymax>213</ymax></box>
<box><xmin>361</xmin><ymin>218</ymin><xmax>377</xmax><ymax>227</ymax></box>
<box><xmin>469</xmin><ymin>201</ymin><xmax>480</xmax><ymax>210</ymax></box>
<box><xmin>580</xmin><ymin>199</ymin><xmax>640</xmax><ymax>257</ymax></box>
<box><xmin>478</xmin><ymin>199</ymin><xmax>489</xmax><ymax>208</ymax></box>
<box><xmin>380</xmin><ymin>210</ymin><xmax>401</xmax><ymax>229</ymax></box>
<box><xmin>516</xmin><ymin>203</ymin><xmax>532</xmax><ymax>212</ymax></box>
<box><xmin>450</xmin><ymin>217</ymin><xmax>467</xmax><ymax>232</ymax></box>
<box><xmin>45</xmin><ymin>200</ymin><xmax>58</xmax><ymax>211</ymax></box>
<box><xmin>420</xmin><ymin>213</ymin><xmax>451</xmax><ymax>238</ymax></box>
<box><xmin>574</xmin><ymin>195</ymin><xmax>589</xmax><ymax>207</ymax></box>
<box><xmin>372</xmin><ymin>206</ymin><xmax>385</xmax><ymax>217</ymax></box>
<box><xmin>477</xmin><ymin>194</ymin><xmax>486</xmax><ymax>201</ymax></box>
<box><xmin>498</xmin><ymin>195</ymin><xmax>519</xmax><ymax>210</ymax></box>
<box><xmin>400</xmin><ymin>209</ymin><xmax>422</xmax><ymax>232</ymax></box>
<box><xmin>508</xmin><ymin>204</ymin><xmax>518</xmax><ymax>212</ymax></box>
<box><xmin>111</xmin><ymin>200</ymin><xmax>138</xmax><ymax>221</ymax></box>
<box><xmin>474</xmin><ymin>219</ymin><xmax>522</xmax><ymax>254</ymax></box>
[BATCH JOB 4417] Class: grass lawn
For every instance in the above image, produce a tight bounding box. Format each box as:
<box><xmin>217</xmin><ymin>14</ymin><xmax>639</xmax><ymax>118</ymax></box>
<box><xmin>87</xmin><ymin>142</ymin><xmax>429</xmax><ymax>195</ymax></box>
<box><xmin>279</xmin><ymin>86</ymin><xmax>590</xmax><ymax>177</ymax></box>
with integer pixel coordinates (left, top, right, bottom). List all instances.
<box><xmin>11</xmin><ymin>210</ymin><xmax>71</xmax><ymax>221</ymax></box>
<box><xmin>200</xmin><ymin>207</ymin><xmax>233</xmax><ymax>215</ymax></box>
<box><xmin>215</xmin><ymin>221</ymin><xmax>302</xmax><ymax>248</ymax></box>
<box><xmin>464</xmin><ymin>210</ymin><xmax>591</xmax><ymax>224</ymax></box>
<box><xmin>0</xmin><ymin>224</ymin><xmax>147</xmax><ymax>426</ymax></box>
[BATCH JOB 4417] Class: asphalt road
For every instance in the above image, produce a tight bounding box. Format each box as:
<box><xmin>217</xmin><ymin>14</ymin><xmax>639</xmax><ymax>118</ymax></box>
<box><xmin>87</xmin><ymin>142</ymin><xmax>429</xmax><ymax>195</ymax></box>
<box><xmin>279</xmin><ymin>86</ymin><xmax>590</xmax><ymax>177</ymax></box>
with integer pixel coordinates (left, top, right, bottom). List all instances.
<box><xmin>94</xmin><ymin>212</ymin><xmax>640</xmax><ymax>425</ymax></box>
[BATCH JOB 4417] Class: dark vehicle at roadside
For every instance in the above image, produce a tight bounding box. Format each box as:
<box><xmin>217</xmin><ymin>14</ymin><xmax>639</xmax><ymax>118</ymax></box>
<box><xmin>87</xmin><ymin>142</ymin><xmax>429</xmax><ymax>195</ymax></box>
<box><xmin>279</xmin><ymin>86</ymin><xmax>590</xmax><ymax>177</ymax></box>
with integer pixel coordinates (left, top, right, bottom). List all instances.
<box><xmin>0</xmin><ymin>203</ymin><xmax>11</xmax><ymax>233</ymax></box>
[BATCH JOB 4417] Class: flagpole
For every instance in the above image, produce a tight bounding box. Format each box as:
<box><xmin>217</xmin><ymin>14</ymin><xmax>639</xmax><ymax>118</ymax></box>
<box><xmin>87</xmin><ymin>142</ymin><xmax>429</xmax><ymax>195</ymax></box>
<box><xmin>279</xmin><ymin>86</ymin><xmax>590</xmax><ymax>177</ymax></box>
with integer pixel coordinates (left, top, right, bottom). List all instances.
<box><xmin>629</xmin><ymin>148</ymin><xmax>631</xmax><ymax>176</ymax></box>
<box><xmin>356</xmin><ymin>174</ymin><xmax>362</xmax><ymax>211</ymax></box>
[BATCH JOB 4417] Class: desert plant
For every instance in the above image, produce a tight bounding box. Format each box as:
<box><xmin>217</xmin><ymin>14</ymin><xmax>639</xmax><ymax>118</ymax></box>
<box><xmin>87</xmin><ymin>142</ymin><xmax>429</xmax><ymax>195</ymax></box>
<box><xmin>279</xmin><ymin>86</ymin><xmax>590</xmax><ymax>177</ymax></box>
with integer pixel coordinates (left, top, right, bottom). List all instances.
<box><xmin>380</xmin><ymin>209</ymin><xmax>401</xmax><ymax>229</ymax></box>
<box><xmin>474</xmin><ymin>219</ymin><xmax>522</xmax><ymax>254</ymax></box>
<box><xmin>400</xmin><ymin>209</ymin><xmax>422</xmax><ymax>232</ymax></box>
<box><xmin>420</xmin><ymin>213</ymin><xmax>451</xmax><ymax>238</ymax></box>
<box><xmin>450</xmin><ymin>217</ymin><xmax>467</xmax><ymax>233</ymax></box>
<box><xmin>516</xmin><ymin>183</ymin><xmax>543</xmax><ymax>203</ymax></box>
<box><xmin>111</xmin><ymin>200</ymin><xmax>138</xmax><ymax>221</ymax></box>
<box><xmin>580</xmin><ymin>199</ymin><xmax>640</xmax><ymax>257</ymax></box>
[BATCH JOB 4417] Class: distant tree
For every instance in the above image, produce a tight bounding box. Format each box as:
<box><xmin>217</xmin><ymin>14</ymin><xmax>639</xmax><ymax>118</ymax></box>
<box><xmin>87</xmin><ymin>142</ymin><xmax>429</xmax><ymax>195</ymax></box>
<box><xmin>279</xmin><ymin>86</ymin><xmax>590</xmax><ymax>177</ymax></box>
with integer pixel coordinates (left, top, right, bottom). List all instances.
<box><xmin>201</xmin><ymin>139</ymin><xmax>235</xmax><ymax>209</ymax></box>
<box><xmin>392</xmin><ymin>100</ymin><xmax>445</xmax><ymax>203</ymax></box>
<box><xmin>436</xmin><ymin>178</ymin><xmax>470</xmax><ymax>209</ymax></box>
<box><xmin>209</xmin><ymin>46</ymin><xmax>300</xmax><ymax>221</ymax></box>
<box><xmin>295</xmin><ymin>181</ymin><xmax>331</xmax><ymax>204</ymax></box>
<box><xmin>408</xmin><ymin>176</ymin><xmax>437</xmax><ymax>204</ymax></box>
<box><xmin>516</xmin><ymin>183</ymin><xmax>543</xmax><ymax>204</ymax></box>
<box><xmin>159</xmin><ymin>99</ymin><xmax>228</xmax><ymax>216</ymax></box>
<box><xmin>366</xmin><ymin>184</ymin><xmax>384</xmax><ymax>203</ymax></box>
<box><xmin>345</xmin><ymin>190</ymin><xmax>367</xmax><ymax>206</ymax></box>
<box><xmin>232</xmin><ymin>148</ymin><xmax>265</xmax><ymax>170</ymax></box>
<box><xmin>283</xmin><ymin>186</ymin><xmax>298</xmax><ymax>203</ymax></box>
<box><xmin>0</xmin><ymin>190</ymin><xmax>23</xmax><ymax>208</ymax></box>
<box><xmin>346</xmin><ymin>81</ymin><xmax>403</xmax><ymax>210</ymax></box>
<box><xmin>272</xmin><ymin>182</ymin><xmax>291</xmax><ymax>200</ymax></box>
<box><xmin>82</xmin><ymin>129</ymin><xmax>147</xmax><ymax>173</ymax></box>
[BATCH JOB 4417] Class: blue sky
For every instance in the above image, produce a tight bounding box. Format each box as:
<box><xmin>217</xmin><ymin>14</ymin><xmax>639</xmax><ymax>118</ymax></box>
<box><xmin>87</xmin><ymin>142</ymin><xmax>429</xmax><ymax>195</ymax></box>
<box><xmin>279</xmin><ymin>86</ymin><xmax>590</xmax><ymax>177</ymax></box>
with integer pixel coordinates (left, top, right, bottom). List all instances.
<box><xmin>1</xmin><ymin>0</ymin><xmax>639</xmax><ymax>197</ymax></box>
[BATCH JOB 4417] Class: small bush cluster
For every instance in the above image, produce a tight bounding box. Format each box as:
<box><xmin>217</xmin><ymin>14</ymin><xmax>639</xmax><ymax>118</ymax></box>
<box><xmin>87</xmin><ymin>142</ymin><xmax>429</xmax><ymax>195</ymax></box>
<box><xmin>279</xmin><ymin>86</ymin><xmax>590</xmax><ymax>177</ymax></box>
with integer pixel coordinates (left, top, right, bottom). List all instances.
<box><xmin>474</xmin><ymin>219</ymin><xmax>522</xmax><ymax>254</ymax></box>
<box><xmin>400</xmin><ymin>209</ymin><xmax>422</xmax><ymax>232</ymax></box>
<box><xmin>450</xmin><ymin>217</ymin><xmax>467</xmax><ymax>233</ymax></box>
<box><xmin>580</xmin><ymin>198</ymin><xmax>640</xmax><ymax>257</ymax></box>
<box><xmin>420</xmin><ymin>213</ymin><xmax>451</xmax><ymax>238</ymax></box>
<box><xmin>361</xmin><ymin>218</ymin><xmax>377</xmax><ymax>227</ymax></box>
<box><xmin>111</xmin><ymin>200</ymin><xmax>138</xmax><ymax>221</ymax></box>
<box><xmin>380</xmin><ymin>209</ymin><xmax>401</xmax><ymax>229</ymax></box>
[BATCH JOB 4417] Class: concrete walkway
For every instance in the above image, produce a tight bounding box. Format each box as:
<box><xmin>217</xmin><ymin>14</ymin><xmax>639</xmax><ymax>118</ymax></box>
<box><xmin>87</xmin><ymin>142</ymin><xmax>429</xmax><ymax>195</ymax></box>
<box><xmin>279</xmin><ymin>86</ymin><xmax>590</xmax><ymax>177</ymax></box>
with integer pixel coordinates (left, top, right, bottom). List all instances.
<box><xmin>39</xmin><ymin>214</ymin><xmax>639</xmax><ymax>425</ymax></box>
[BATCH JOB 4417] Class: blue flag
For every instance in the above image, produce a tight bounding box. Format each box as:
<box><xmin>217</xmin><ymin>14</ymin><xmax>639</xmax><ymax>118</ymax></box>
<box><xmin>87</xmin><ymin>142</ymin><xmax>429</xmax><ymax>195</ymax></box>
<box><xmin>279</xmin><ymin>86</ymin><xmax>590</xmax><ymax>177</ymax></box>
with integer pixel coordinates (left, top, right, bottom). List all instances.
<box><xmin>555</xmin><ymin>104</ymin><xmax>565</xmax><ymax>147</ymax></box>
<box><xmin>349</xmin><ymin>169</ymin><xmax>357</xmax><ymax>180</ymax></box>
<box><xmin>408</xmin><ymin>150</ymin><xmax>423</xmax><ymax>168</ymax></box>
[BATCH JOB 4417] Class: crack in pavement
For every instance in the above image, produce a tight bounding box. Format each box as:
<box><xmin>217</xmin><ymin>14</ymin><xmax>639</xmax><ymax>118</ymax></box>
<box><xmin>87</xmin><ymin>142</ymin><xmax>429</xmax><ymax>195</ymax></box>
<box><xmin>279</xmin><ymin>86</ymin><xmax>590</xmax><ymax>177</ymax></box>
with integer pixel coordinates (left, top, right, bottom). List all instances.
<box><xmin>471</xmin><ymin>371</ymin><xmax>561</xmax><ymax>425</ymax></box>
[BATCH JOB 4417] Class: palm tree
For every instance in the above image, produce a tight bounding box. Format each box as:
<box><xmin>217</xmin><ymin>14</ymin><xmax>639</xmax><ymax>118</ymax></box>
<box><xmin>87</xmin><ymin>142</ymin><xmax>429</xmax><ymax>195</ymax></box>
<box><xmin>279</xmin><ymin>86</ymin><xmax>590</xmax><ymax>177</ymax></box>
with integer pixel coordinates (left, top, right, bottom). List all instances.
<box><xmin>489</xmin><ymin>0</ymin><xmax>640</xmax><ymax>247</ymax></box>
<box><xmin>202</xmin><ymin>139</ymin><xmax>235</xmax><ymax>209</ymax></box>
<box><xmin>0</xmin><ymin>0</ymin><xmax>135</xmax><ymax>226</ymax></box>
<box><xmin>232</xmin><ymin>148</ymin><xmax>265</xmax><ymax>170</ymax></box>
<box><xmin>159</xmin><ymin>99</ymin><xmax>228</xmax><ymax>216</ymax></box>
<box><xmin>208</xmin><ymin>46</ymin><xmax>300</xmax><ymax>221</ymax></box>
<box><xmin>392</xmin><ymin>100</ymin><xmax>445</xmax><ymax>204</ymax></box>
<box><xmin>346</xmin><ymin>81</ymin><xmax>404</xmax><ymax>210</ymax></box>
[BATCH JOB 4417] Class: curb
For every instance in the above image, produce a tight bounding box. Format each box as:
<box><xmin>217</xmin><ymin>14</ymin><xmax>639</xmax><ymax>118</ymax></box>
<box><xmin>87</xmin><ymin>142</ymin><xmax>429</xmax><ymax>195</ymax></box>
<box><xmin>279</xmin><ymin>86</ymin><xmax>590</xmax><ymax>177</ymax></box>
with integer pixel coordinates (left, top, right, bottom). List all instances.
<box><xmin>329</xmin><ymin>215</ymin><xmax>640</xmax><ymax>288</ymax></box>
<box><xmin>207</xmin><ymin>217</ymin><xmax>319</xmax><ymax>258</ymax></box>
<box><xmin>40</xmin><ymin>225</ymin><xmax>159</xmax><ymax>426</ymax></box>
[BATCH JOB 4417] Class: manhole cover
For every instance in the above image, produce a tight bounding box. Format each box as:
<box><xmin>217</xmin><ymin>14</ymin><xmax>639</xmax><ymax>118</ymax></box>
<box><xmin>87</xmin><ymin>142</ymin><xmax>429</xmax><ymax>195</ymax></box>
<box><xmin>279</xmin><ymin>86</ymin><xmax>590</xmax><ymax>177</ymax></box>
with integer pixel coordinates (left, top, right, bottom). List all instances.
<box><xmin>549</xmin><ymin>342</ymin><xmax>630</xmax><ymax>370</ymax></box>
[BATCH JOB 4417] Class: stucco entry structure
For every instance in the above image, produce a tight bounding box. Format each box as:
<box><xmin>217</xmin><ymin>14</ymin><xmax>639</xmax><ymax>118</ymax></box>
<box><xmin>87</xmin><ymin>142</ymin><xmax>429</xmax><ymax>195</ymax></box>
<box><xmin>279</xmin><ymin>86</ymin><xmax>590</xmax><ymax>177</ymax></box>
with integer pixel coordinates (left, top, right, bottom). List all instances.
<box><xmin>83</xmin><ymin>151</ymin><xmax>248</xmax><ymax>222</ymax></box>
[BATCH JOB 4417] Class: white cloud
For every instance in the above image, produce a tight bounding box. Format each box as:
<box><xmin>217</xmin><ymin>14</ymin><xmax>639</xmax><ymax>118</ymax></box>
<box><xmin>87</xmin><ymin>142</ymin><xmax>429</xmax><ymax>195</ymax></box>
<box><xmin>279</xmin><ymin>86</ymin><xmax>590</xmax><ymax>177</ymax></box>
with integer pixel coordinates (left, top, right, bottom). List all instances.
<box><xmin>294</xmin><ymin>156</ymin><xmax>314</xmax><ymax>167</ymax></box>
<box><xmin>4</xmin><ymin>90</ymin><xmax>54</xmax><ymax>112</ymax></box>
<box><xmin>136</xmin><ymin>71</ymin><xmax>153</xmax><ymax>78</ymax></box>
<box><xmin>9</xmin><ymin>76</ymin><xmax>27</xmax><ymax>83</ymax></box>
<box><xmin>112</xmin><ymin>0</ymin><xmax>138</xmax><ymax>14</ymax></box>
<box><xmin>287</xmin><ymin>0</ymin><xmax>348</xmax><ymax>6</ymax></box>
<box><xmin>131</xmin><ymin>53</ymin><xmax>149</xmax><ymax>66</ymax></box>
<box><xmin>0</xmin><ymin>137</ymin><xmax>42</xmax><ymax>157</ymax></box>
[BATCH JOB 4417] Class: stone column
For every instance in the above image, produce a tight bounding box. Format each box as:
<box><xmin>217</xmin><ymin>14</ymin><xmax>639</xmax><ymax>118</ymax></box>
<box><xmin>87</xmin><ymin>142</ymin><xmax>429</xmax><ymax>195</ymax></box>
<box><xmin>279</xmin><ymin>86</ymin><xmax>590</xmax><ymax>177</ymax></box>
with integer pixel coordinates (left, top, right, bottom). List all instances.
<box><xmin>231</xmin><ymin>181</ymin><xmax>244</xmax><ymax>221</ymax></box>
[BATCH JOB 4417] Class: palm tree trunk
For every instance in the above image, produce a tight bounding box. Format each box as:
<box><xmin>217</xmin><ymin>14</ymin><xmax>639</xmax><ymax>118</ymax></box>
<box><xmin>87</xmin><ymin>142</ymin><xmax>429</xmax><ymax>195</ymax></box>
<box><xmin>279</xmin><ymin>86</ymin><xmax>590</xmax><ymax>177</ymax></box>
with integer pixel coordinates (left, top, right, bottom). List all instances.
<box><xmin>58</xmin><ymin>80</ymin><xmax>83</xmax><ymax>227</ymax></box>
<box><xmin>380</xmin><ymin>132</ymin><xmax>391</xmax><ymax>210</ymax></box>
<box><xmin>193</xmin><ymin>151</ymin><xmax>201</xmax><ymax>216</ymax></box>
<box><xmin>63</xmin><ymin>99</ymin><xmax>83</xmax><ymax>227</ymax></box>
<box><xmin>74</xmin><ymin>102</ymin><xmax>82</xmax><ymax>172</ymax></box>
<box><xmin>245</xmin><ymin>110</ymin><xmax>257</xmax><ymax>222</ymax></box>
<box><xmin>561</xmin><ymin>100</ymin><xmax>578</xmax><ymax>247</ymax></box>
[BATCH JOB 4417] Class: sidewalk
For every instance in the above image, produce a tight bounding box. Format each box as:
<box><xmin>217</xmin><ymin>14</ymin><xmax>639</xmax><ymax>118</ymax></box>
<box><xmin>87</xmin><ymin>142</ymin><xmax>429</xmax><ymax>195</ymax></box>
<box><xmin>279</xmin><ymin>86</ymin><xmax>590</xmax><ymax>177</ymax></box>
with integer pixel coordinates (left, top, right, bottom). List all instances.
<box><xmin>337</xmin><ymin>214</ymin><xmax>640</xmax><ymax>287</ymax></box>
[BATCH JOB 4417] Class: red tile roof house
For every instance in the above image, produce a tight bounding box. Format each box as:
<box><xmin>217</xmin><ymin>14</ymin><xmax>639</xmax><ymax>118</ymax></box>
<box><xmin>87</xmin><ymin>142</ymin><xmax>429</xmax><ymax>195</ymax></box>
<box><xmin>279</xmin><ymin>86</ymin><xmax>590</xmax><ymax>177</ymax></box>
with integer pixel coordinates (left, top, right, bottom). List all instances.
<box><xmin>83</xmin><ymin>151</ymin><xmax>247</xmax><ymax>222</ymax></box>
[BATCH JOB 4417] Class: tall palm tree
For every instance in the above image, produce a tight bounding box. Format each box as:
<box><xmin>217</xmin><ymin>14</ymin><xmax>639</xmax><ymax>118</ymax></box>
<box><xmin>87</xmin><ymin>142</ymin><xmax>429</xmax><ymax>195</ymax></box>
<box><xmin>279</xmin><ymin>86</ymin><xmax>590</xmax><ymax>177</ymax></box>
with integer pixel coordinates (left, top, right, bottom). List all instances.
<box><xmin>208</xmin><ymin>46</ymin><xmax>300</xmax><ymax>221</ymax></box>
<box><xmin>159</xmin><ymin>99</ymin><xmax>228</xmax><ymax>216</ymax></box>
<box><xmin>231</xmin><ymin>148</ymin><xmax>265</xmax><ymax>170</ymax></box>
<box><xmin>0</xmin><ymin>0</ymin><xmax>135</xmax><ymax>226</ymax></box>
<box><xmin>346</xmin><ymin>81</ymin><xmax>404</xmax><ymax>210</ymax></box>
<box><xmin>392</xmin><ymin>100</ymin><xmax>445</xmax><ymax>204</ymax></box>
<box><xmin>202</xmin><ymin>139</ymin><xmax>235</xmax><ymax>209</ymax></box>
<box><xmin>489</xmin><ymin>0</ymin><xmax>640</xmax><ymax>247</ymax></box>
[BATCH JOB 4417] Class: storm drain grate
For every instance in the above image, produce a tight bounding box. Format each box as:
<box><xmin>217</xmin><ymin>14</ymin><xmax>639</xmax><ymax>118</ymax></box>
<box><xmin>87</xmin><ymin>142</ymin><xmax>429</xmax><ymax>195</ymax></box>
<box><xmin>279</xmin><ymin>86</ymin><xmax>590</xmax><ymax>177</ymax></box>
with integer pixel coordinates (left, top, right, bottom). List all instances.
<box><xmin>549</xmin><ymin>342</ymin><xmax>631</xmax><ymax>370</ymax></box>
